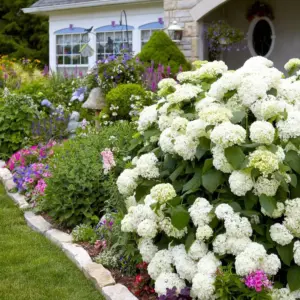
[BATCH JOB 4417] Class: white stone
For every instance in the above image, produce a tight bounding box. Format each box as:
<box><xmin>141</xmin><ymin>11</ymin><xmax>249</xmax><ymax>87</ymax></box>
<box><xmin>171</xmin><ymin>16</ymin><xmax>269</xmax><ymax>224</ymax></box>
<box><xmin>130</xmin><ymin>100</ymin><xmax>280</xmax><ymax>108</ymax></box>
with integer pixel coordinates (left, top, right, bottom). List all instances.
<box><xmin>102</xmin><ymin>284</ymin><xmax>138</xmax><ymax>300</ymax></box>
<box><xmin>83</xmin><ymin>263</ymin><xmax>115</xmax><ymax>289</ymax></box>
<box><xmin>45</xmin><ymin>229</ymin><xmax>73</xmax><ymax>247</ymax></box>
<box><xmin>24</xmin><ymin>211</ymin><xmax>52</xmax><ymax>234</ymax></box>
<box><xmin>62</xmin><ymin>243</ymin><xmax>92</xmax><ymax>270</ymax></box>
<box><xmin>8</xmin><ymin>193</ymin><xmax>28</xmax><ymax>207</ymax></box>
<box><xmin>5</xmin><ymin>179</ymin><xmax>17</xmax><ymax>191</ymax></box>
<box><xmin>0</xmin><ymin>168</ymin><xmax>12</xmax><ymax>182</ymax></box>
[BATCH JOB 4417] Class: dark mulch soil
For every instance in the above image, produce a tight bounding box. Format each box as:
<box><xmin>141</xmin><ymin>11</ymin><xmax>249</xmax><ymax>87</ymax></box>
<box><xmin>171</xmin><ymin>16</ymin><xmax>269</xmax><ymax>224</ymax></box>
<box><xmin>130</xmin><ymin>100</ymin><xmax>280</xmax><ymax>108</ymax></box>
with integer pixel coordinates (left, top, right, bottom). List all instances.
<box><xmin>78</xmin><ymin>242</ymin><xmax>102</xmax><ymax>257</ymax></box>
<box><xmin>40</xmin><ymin>213</ymin><xmax>72</xmax><ymax>234</ymax></box>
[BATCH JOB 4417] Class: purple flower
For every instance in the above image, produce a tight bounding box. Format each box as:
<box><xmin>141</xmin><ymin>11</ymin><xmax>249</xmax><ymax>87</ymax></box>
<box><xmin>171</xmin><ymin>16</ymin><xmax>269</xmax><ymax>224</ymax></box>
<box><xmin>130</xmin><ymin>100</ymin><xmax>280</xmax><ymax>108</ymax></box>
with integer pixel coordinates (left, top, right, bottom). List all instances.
<box><xmin>70</xmin><ymin>87</ymin><xmax>87</xmax><ymax>102</ymax></box>
<box><xmin>42</xmin><ymin>65</ymin><xmax>49</xmax><ymax>76</ymax></box>
<box><xmin>41</xmin><ymin>99</ymin><xmax>52</xmax><ymax>108</ymax></box>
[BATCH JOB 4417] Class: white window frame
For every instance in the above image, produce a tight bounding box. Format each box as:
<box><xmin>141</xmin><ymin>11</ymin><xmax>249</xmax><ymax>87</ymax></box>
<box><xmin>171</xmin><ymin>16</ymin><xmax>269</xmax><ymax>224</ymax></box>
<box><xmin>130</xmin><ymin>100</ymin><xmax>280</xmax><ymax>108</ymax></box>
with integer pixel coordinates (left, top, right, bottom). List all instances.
<box><xmin>247</xmin><ymin>17</ymin><xmax>276</xmax><ymax>58</ymax></box>
<box><xmin>56</xmin><ymin>33</ymin><xmax>89</xmax><ymax>67</ymax></box>
<box><xmin>96</xmin><ymin>31</ymin><xmax>133</xmax><ymax>61</ymax></box>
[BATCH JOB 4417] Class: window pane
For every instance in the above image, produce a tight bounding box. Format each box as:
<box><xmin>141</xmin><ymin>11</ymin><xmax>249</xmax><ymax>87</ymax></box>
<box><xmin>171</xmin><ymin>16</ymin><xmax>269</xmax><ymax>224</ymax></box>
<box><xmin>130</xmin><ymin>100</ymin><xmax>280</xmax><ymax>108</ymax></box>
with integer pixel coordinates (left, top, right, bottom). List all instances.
<box><xmin>82</xmin><ymin>34</ymin><xmax>89</xmax><ymax>43</ymax></box>
<box><xmin>64</xmin><ymin>56</ymin><xmax>71</xmax><ymax>65</ymax></box>
<box><xmin>57</xmin><ymin>45</ymin><xmax>64</xmax><ymax>55</ymax></box>
<box><xmin>128</xmin><ymin>31</ymin><xmax>133</xmax><ymax>42</ymax></box>
<box><xmin>97</xmin><ymin>33</ymin><xmax>105</xmax><ymax>43</ymax></box>
<box><xmin>81</xmin><ymin>56</ymin><xmax>88</xmax><ymax>64</ymax></box>
<box><xmin>115</xmin><ymin>32</ymin><xmax>122</xmax><ymax>42</ymax></box>
<box><xmin>105</xmin><ymin>41</ymin><xmax>114</xmax><ymax>53</ymax></box>
<box><xmin>73</xmin><ymin>55</ymin><xmax>80</xmax><ymax>65</ymax></box>
<box><xmin>56</xmin><ymin>35</ymin><xmax>64</xmax><ymax>44</ymax></box>
<box><xmin>105</xmin><ymin>32</ymin><xmax>114</xmax><ymax>42</ymax></box>
<box><xmin>64</xmin><ymin>35</ymin><xmax>71</xmax><ymax>44</ymax></box>
<box><xmin>141</xmin><ymin>30</ymin><xmax>150</xmax><ymax>41</ymax></box>
<box><xmin>57</xmin><ymin>56</ymin><xmax>64</xmax><ymax>65</ymax></box>
<box><xmin>64</xmin><ymin>45</ymin><xmax>72</xmax><ymax>55</ymax></box>
<box><xmin>97</xmin><ymin>43</ymin><xmax>104</xmax><ymax>53</ymax></box>
<box><xmin>73</xmin><ymin>44</ymin><xmax>80</xmax><ymax>54</ymax></box>
<box><xmin>72</xmin><ymin>34</ymin><xmax>81</xmax><ymax>43</ymax></box>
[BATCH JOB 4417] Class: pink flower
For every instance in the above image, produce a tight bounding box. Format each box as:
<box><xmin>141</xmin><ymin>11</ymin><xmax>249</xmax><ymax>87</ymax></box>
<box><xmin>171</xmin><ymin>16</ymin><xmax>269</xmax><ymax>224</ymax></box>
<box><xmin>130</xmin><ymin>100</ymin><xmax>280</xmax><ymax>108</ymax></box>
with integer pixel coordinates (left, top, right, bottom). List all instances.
<box><xmin>244</xmin><ymin>270</ymin><xmax>273</xmax><ymax>292</ymax></box>
<box><xmin>100</xmin><ymin>149</ymin><xmax>116</xmax><ymax>174</ymax></box>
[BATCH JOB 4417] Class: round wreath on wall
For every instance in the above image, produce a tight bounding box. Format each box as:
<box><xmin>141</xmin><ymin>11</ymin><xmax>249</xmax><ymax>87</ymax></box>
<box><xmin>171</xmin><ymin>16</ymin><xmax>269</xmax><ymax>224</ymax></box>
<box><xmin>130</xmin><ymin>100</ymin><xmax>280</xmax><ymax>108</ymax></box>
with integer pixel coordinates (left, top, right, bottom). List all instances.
<box><xmin>246</xmin><ymin>1</ymin><xmax>274</xmax><ymax>22</ymax></box>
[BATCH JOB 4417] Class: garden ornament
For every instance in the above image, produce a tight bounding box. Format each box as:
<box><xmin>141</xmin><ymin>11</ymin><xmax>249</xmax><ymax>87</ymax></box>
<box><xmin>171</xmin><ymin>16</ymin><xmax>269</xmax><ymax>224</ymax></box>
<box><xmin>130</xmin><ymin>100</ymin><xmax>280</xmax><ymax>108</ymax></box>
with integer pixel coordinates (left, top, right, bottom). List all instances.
<box><xmin>82</xmin><ymin>87</ymin><xmax>106</xmax><ymax>128</ymax></box>
<box><xmin>67</xmin><ymin>111</ymin><xmax>81</xmax><ymax>138</ymax></box>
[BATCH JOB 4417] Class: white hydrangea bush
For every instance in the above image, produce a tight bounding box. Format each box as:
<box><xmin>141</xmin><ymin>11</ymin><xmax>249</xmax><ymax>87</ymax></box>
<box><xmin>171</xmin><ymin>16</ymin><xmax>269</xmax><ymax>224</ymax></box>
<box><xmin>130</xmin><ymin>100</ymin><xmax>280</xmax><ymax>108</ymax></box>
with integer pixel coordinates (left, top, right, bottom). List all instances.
<box><xmin>117</xmin><ymin>57</ymin><xmax>300</xmax><ymax>299</ymax></box>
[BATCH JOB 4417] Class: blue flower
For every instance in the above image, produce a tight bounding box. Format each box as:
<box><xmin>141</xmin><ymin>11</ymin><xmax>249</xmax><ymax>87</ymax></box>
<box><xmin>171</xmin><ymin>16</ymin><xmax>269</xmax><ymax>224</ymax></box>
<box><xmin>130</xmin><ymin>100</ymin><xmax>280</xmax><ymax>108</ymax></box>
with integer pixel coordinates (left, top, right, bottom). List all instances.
<box><xmin>70</xmin><ymin>87</ymin><xmax>87</xmax><ymax>102</ymax></box>
<box><xmin>41</xmin><ymin>99</ymin><xmax>52</xmax><ymax>108</ymax></box>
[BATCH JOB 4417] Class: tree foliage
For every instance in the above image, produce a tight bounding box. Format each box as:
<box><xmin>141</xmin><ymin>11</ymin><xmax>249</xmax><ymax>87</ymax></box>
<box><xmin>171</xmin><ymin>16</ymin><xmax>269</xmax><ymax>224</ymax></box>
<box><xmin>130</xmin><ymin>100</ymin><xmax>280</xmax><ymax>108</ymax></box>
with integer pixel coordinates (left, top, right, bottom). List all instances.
<box><xmin>0</xmin><ymin>0</ymin><xmax>48</xmax><ymax>64</ymax></box>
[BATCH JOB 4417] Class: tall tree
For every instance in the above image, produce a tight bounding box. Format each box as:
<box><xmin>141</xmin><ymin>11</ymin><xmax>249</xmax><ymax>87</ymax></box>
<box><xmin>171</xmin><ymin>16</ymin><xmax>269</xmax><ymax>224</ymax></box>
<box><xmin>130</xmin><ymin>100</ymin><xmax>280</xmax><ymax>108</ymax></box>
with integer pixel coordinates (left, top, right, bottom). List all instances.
<box><xmin>0</xmin><ymin>0</ymin><xmax>49</xmax><ymax>64</ymax></box>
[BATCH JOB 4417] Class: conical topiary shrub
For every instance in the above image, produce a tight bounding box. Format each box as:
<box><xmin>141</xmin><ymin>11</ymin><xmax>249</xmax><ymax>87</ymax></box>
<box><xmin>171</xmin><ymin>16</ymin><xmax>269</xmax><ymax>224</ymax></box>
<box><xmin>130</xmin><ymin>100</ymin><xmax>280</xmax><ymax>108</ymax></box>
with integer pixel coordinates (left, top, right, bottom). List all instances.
<box><xmin>138</xmin><ymin>31</ymin><xmax>191</xmax><ymax>74</ymax></box>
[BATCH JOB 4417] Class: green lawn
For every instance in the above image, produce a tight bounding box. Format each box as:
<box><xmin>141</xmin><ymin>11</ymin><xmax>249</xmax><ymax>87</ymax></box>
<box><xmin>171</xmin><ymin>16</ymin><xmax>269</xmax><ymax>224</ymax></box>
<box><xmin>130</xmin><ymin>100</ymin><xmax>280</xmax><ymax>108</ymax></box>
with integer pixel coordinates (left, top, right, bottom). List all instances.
<box><xmin>0</xmin><ymin>184</ymin><xmax>104</xmax><ymax>300</ymax></box>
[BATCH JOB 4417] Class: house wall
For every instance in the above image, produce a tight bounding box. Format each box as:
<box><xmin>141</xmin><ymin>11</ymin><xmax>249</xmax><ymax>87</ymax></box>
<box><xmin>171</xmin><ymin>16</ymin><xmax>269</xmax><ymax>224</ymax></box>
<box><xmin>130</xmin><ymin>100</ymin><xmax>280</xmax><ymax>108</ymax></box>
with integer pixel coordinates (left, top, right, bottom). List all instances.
<box><xmin>48</xmin><ymin>2</ymin><xmax>163</xmax><ymax>73</ymax></box>
<box><xmin>164</xmin><ymin>0</ymin><xmax>203</xmax><ymax>61</ymax></box>
<box><xmin>201</xmin><ymin>0</ymin><xmax>300</xmax><ymax>70</ymax></box>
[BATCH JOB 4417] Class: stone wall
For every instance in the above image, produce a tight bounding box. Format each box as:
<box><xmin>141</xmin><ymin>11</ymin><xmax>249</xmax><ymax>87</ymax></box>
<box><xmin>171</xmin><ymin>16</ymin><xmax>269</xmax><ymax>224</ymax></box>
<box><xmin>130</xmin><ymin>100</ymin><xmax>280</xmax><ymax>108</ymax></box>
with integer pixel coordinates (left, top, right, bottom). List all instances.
<box><xmin>164</xmin><ymin>0</ymin><xmax>202</xmax><ymax>61</ymax></box>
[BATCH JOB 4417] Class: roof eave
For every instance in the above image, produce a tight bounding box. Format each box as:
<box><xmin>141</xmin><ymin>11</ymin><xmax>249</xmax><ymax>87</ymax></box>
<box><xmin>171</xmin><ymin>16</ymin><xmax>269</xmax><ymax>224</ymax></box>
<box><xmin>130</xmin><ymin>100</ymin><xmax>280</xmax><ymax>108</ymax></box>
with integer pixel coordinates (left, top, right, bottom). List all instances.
<box><xmin>23</xmin><ymin>0</ymin><xmax>162</xmax><ymax>15</ymax></box>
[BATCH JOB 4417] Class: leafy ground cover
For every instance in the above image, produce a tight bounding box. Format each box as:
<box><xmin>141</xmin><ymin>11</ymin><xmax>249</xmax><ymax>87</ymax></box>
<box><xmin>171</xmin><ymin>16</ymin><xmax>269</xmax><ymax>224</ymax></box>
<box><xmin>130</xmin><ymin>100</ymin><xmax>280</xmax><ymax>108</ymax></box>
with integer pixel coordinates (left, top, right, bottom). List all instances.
<box><xmin>0</xmin><ymin>184</ymin><xmax>104</xmax><ymax>300</ymax></box>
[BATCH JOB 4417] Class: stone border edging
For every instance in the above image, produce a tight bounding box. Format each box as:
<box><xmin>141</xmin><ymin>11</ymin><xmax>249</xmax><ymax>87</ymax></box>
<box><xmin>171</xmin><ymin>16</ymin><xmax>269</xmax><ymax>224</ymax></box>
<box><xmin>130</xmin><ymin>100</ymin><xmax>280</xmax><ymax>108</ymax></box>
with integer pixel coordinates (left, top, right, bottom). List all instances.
<box><xmin>0</xmin><ymin>162</ymin><xmax>138</xmax><ymax>300</ymax></box>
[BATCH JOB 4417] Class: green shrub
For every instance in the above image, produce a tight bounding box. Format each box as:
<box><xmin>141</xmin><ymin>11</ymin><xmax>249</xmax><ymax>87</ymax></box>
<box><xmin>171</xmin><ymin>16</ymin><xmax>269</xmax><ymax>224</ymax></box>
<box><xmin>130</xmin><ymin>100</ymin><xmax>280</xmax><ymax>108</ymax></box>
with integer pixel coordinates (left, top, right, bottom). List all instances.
<box><xmin>72</xmin><ymin>224</ymin><xmax>97</xmax><ymax>243</ymax></box>
<box><xmin>105</xmin><ymin>84</ymin><xmax>152</xmax><ymax>119</ymax></box>
<box><xmin>138</xmin><ymin>31</ymin><xmax>191</xmax><ymax>74</ymax></box>
<box><xmin>0</xmin><ymin>93</ymin><xmax>39</xmax><ymax>159</ymax></box>
<box><xmin>43</xmin><ymin>121</ymin><xmax>136</xmax><ymax>227</ymax></box>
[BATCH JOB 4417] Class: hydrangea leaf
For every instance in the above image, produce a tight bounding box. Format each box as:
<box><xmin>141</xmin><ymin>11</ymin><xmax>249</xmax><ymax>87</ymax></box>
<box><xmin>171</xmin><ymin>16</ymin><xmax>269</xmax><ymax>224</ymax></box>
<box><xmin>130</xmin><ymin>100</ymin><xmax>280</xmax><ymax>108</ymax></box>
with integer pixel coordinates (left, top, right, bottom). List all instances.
<box><xmin>202</xmin><ymin>168</ymin><xmax>224</xmax><ymax>193</ymax></box>
<box><xmin>170</xmin><ymin>206</ymin><xmax>190</xmax><ymax>230</ymax></box>
<box><xmin>170</xmin><ymin>162</ymin><xmax>187</xmax><ymax>182</ymax></box>
<box><xmin>185</xmin><ymin>232</ymin><xmax>195</xmax><ymax>252</ymax></box>
<box><xmin>285</xmin><ymin>151</ymin><xmax>300</xmax><ymax>174</ymax></box>
<box><xmin>277</xmin><ymin>244</ymin><xmax>293</xmax><ymax>266</ymax></box>
<box><xmin>182</xmin><ymin>168</ymin><xmax>202</xmax><ymax>192</ymax></box>
<box><xmin>287</xmin><ymin>265</ymin><xmax>300</xmax><ymax>291</ymax></box>
<box><xmin>259</xmin><ymin>195</ymin><xmax>276</xmax><ymax>215</ymax></box>
<box><xmin>231</xmin><ymin>110</ymin><xmax>246</xmax><ymax>124</ymax></box>
<box><xmin>290</xmin><ymin>174</ymin><xmax>298</xmax><ymax>188</ymax></box>
<box><xmin>225</xmin><ymin>146</ymin><xmax>245</xmax><ymax>170</ymax></box>
<box><xmin>244</xmin><ymin>192</ymin><xmax>258</xmax><ymax>210</ymax></box>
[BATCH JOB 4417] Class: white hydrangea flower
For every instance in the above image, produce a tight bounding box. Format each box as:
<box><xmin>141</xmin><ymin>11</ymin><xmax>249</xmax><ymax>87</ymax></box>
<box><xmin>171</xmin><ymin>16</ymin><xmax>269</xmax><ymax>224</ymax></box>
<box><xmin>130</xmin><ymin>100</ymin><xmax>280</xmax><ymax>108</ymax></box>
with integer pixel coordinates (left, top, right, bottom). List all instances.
<box><xmin>121</xmin><ymin>214</ymin><xmax>136</xmax><ymax>232</ymax></box>
<box><xmin>167</xmin><ymin>84</ymin><xmax>202</xmax><ymax>104</ymax></box>
<box><xmin>235</xmin><ymin>242</ymin><xmax>281</xmax><ymax>276</ymax></box>
<box><xmin>270</xmin><ymin>223</ymin><xmax>293</xmax><ymax>246</ymax></box>
<box><xmin>160</xmin><ymin>218</ymin><xmax>188</xmax><ymax>239</ymax></box>
<box><xmin>173</xmin><ymin>135</ymin><xmax>198</xmax><ymax>160</ymax></box>
<box><xmin>186</xmin><ymin>119</ymin><xmax>208</xmax><ymax>140</ymax></box>
<box><xmin>293</xmin><ymin>241</ymin><xmax>300</xmax><ymax>266</ymax></box>
<box><xmin>197</xmin><ymin>252</ymin><xmax>221</xmax><ymax>275</ymax></box>
<box><xmin>137</xmin><ymin>104</ymin><xmax>158</xmax><ymax>132</ymax></box>
<box><xmin>155</xmin><ymin>273</ymin><xmax>185</xmax><ymax>296</ymax></box>
<box><xmin>277</xmin><ymin>111</ymin><xmax>300</xmax><ymax>141</ymax></box>
<box><xmin>137</xmin><ymin>219</ymin><xmax>158</xmax><ymax>238</ymax></box>
<box><xmin>158</xmin><ymin>78</ymin><xmax>177</xmax><ymax>90</ymax></box>
<box><xmin>188</xmin><ymin>240</ymin><xmax>208</xmax><ymax>261</ymax></box>
<box><xmin>261</xmin><ymin>253</ymin><xmax>281</xmax><ymax>276</ymax></box>
<box><xmin>148</xmin><ymin>250</ymin><xmax>173</xmax><ymax>280</ymax></box>
<box><xmin>285</xmin><ymin>58</ymin><xmax>300</xmax><ymax>72</ymax></box>
<box><xmin>284</xmin><ymin>198</ymin><xmax>300</xmax><ymax>237</ymax></box>
<box><xmin>224</xmin><ymin>214</ymin><xmax>253</xmax><ymax>238</ymax></box>
<box><xmin>215</xmin><ymin>204</ymin><xmax>234</xmax><ymax>220</ymax></box>
<box><xmin>254</xmin><ymin>176</ymin><xmax>280</xmax><ymax>197</ymax></box>
<box><xmin>248</xmin><ymin>149</ymin><xmax>279</xmax><ymax>176</ymax></box>
<box><xmin>170</xmin><ymin>245</ymin><xmax>197</xmax><ymax>282</ymax></box>
<box><xmin>210</xmin><ymin>122</ymin><xmax>246</xmax><ymax>148</ymax></box>
<box><xmin>125</xmin><ymin>195</ymin><xmax>137</xmax><ymax>209</ymax></box>
<box><xmin>196</xmin><ymin>225</ymin><xmax>213</xmax><ymax>241</ymax></box>
<box><xmin>199</xmin><ymin>103</ymin><xmax>233</xmax><ymax>125</ymax></box>
<box><xmin>138</xmin><ymin>238</ymin><xmax>158</xmax><ymax>263</ymax></box>
<box><xmin>229</xmin><ymin>171</ymin><xmax>254</xmax><ymax>196</ymax></box>
<box><xmin>212</xmin><ymin>145</ymin><xmax>234</xmax><ymax>173</ymax></box>
<box><xmin>244</xmin><ymin>56</ymin><xmax>274</xmax><ymax>68</ymax></box>
<box><xmin>158</xmin><ymin>115</ymin><xmax>172</xmax><ymax>131</ymax></box>
<box><xmin>117</xmin><ymin>168</ymin><xmax>139</xmax><ymax>196</ymax></box>
<box><xmin>199</xmin><ymin>60</ymin><xmax>228</xmax><ymax>77</ymax></box>
<box><xmin>262</xmin><ymin>202</ymin><xmax>285</xmax><ymax>219</ymax></box>
<box><xmin>135</xmin><ymin>153</ymin><xmax>159</xmax><ymax>179</ymax></box>
<box><xmin>191</xmin><ymin>273</ymin><xmax>216</xmax><ymax>300</ymax></box>
<box><xmin>276</xmin><ymin>146</ymin><xmax>286</xmax><ymax>162</ymax></box>
<box><xmin>188</xmin><ymin>198</ymin><xmax>213</xmax><ymax>227</ymax></box>
<box><xmin>195</xmin><ymin>96</ymin><xmax>218</xmax><ymax>112</ymax></box>
<box><xmin>150</xmin><ymin>183</ymin><xmax>176</xmax><ymax>203</ymax></box>
<box><xmin>144</xmin><ymin>194</ymin><xmax>157</xmax><ymax>207</ymax></box>
<box><xmin>159</xmin><ymin>128</ymin><xmax>176</xmax><ymax>154</ymax></box>
<box><xmin>171</xmin><ymin>117</ymin><xmax>189</xmax><ymax>133</ymax></box>
<box><xmin>250</xmin><ymin>121</ymin><xmax>275</xmax><ymax>144</ymax></box>
<box><xmin>271</xmin><ymin>288</ymin><xmax>296</xmax><ymax>300</ymax></box>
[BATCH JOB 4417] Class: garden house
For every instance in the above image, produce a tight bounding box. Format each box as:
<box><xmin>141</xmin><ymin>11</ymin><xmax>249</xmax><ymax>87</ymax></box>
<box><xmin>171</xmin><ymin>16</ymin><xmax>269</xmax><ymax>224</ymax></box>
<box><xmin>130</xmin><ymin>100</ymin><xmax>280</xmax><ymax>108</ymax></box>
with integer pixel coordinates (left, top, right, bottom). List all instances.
<box><xmin>24</xmin><ymin>0</ymin><xmax>299</xmax><ymax>73</ymax></box>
